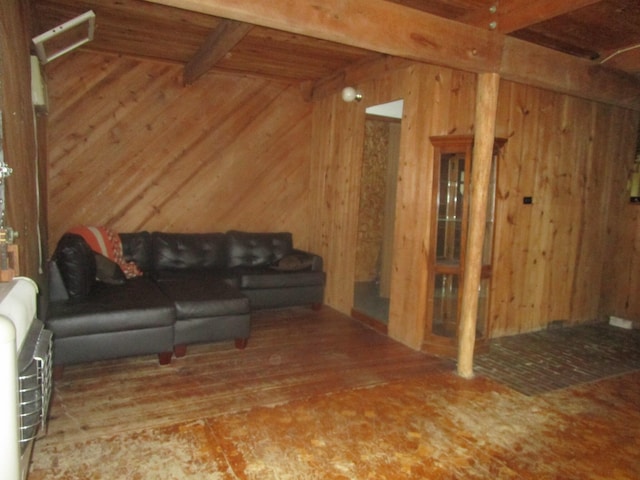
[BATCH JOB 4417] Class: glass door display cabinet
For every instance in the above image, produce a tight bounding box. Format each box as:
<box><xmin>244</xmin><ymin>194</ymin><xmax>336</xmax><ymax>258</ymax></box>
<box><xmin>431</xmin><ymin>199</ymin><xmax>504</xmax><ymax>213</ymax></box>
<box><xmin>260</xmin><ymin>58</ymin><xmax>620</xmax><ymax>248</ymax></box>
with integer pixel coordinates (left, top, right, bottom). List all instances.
<box><xmin>424</xmin><ymin>135</ymin><xmax>506</xmax><ymax>357</ymax></box>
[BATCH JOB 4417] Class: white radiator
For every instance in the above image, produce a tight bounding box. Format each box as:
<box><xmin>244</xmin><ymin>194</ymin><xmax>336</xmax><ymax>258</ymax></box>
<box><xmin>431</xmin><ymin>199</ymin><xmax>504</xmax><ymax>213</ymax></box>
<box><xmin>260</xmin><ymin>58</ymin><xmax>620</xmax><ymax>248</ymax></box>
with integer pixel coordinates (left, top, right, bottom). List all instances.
<box><xmin>0</xmin><ymin>278</ymin><xmax>52</xmax><ymax>480</ymax></box>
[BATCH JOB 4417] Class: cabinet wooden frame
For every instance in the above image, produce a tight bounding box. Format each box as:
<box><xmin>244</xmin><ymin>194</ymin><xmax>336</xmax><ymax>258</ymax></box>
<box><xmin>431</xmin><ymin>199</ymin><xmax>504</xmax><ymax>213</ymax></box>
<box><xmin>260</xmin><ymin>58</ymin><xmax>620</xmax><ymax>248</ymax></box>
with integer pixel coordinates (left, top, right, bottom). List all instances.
<box><xmin>424</xmin><ymin>135</ymin><xmax>506</xmax><ymax>357</ymax></box>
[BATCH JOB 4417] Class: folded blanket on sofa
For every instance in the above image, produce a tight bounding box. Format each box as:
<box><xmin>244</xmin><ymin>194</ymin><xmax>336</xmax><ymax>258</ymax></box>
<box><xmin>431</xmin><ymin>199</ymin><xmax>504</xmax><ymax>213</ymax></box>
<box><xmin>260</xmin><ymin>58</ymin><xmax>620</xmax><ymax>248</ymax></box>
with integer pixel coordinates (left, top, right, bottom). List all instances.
<box><xmin>67</xmin><ymin>225</ymin><xmax>142</xmax><ymax>279</ymax></box>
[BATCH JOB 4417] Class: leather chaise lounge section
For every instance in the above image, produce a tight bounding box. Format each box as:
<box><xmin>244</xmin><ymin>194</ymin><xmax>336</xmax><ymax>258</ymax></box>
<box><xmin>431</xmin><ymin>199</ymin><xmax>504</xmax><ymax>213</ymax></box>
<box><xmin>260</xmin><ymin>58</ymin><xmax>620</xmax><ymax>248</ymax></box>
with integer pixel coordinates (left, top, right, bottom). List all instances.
<box><xmin>46</xmin><ymin>230</ymin><xmax>325</xmax><ymax>370</ymax></box>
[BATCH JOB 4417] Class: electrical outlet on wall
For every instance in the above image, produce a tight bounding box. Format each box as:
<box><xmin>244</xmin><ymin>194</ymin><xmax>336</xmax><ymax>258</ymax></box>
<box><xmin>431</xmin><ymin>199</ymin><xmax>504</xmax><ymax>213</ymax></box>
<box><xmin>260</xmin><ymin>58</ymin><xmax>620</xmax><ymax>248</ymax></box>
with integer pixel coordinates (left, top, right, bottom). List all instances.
<box><xmin>609</xmin><ymin>316</ymin><xmax>633</xmax><ymax>329</ymax></box>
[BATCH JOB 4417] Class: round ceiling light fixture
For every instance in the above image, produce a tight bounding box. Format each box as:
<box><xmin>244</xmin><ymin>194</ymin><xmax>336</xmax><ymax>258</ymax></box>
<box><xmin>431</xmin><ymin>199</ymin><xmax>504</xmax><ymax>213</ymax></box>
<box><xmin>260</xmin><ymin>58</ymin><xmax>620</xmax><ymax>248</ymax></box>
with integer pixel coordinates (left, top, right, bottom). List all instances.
<box><xmin>341</xmin><ymin>86</ymin><xmax>363</xmax><ymax>103</ymax></box>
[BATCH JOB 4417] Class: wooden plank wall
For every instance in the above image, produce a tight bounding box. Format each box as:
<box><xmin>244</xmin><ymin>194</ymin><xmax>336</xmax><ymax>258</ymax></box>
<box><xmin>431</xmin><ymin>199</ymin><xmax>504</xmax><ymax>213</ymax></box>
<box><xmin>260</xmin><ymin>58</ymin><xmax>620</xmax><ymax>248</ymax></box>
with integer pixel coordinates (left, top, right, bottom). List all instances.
<box><xmin>0</xmin><ymin>0</ymin><xmax>47</xmax><ymax>284</ymax></box>
<box><xmin>599</xmin><ymin>114</ymin><xmax>640</xmax><ymax>323</ymax></box>
<box><xmin>310</xmin><ymin>61</ymin><xmax>640</xmax><ymax>348</ymax></box>
<box><xmin>45</xmin><ymin>49</ymin><xmax>640</xmax><ymax>344</ymax></box>
<box><xmin>311</xmin><ymin>63</ymin><xmax>477</xmax><ymax>349</ymax></box>
<box><xmin>46</xmin><ymin>51</ymin><xmax>314</xmax><ymax>255</ymax></box>
<box><xmin>492</xmin><ymin>82</ymin><xmax>639</xmax><ymax>336</ymax></box>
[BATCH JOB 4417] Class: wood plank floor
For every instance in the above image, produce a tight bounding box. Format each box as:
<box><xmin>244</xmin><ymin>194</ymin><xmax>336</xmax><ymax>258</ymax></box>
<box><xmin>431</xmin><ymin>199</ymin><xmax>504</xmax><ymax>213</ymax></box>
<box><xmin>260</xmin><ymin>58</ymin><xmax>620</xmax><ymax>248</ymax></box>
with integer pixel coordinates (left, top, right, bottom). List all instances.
<box><xmin>30</xmin><ymin>307</ymin><xmax>640</xmax><ymax>479</ymax></box>
<box><xmin>41</xmin><ymin>306</ymin><xmax>454</xmax><ymax>444</ymax></box>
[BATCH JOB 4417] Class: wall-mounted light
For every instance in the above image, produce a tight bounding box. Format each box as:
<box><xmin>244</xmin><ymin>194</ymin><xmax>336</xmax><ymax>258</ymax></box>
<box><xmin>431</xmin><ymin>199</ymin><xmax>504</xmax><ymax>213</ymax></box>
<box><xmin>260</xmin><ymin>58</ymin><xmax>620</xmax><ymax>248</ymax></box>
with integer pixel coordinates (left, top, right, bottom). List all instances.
<box><xmin>341</xmin><ymin>86</ymin><xmax>363</xmax><ymax>103</ymax></box>
<box><xmin>32</xmin><ymin>10</ymin><xmax>96</xmax><ymax>65</ymax></box>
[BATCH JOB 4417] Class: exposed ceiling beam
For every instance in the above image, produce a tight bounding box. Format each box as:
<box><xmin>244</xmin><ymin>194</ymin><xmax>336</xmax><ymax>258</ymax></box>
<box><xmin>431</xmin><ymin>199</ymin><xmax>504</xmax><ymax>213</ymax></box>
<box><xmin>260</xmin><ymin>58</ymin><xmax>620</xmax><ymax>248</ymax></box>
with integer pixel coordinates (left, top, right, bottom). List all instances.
<box><xmin>144</xmin><ymin>0</ymin><xmax>640</xmax><ymax>110</ymax></box>
<box><xmin>459</xmin><ymin>0</ymin><xmax>603</xmax><ymax>33</ymax></box>
<box><xmin>183</xmin><ymin>19</ymin><xmax>253</xmax><ymax>85</ymax></box>
<box><xmin>501</xmin><ymin>36</ymin><xmax>640</xmax><ymax>109</ymax></box>
<box><xmin>143</xmin><ymin>0</ymin><xmax>503</xmax><ymax>75</ymax></box>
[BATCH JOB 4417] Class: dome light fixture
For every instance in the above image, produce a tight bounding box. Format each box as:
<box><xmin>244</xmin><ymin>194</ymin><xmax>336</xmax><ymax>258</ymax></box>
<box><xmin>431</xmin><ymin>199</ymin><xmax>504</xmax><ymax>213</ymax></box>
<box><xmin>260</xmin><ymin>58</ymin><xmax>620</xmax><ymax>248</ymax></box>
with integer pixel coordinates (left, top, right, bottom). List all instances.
<box><xmin>341</xmin><ymin>86</ymin><xmax>363</xmax><ymax>103</ymax></box>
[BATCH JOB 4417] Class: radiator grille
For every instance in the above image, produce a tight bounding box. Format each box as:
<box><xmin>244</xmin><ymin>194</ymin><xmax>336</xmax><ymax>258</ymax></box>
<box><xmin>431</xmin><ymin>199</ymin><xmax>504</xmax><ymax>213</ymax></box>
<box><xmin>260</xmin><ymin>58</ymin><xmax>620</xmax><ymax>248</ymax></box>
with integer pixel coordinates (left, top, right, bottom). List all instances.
<box><xmin>18</xmin><ymin>328</ymin><xmax>53</xmax><ymax>451</ymax></box>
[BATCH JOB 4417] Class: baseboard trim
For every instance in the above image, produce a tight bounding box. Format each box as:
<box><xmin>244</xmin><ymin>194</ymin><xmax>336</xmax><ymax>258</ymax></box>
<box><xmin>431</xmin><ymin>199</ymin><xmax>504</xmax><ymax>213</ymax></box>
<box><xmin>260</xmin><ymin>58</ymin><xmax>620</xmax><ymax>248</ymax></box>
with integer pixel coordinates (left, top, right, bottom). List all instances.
<box><xmin>351</xmin><ymin>309</ymin><xmax>388</xmax><ymax>335</ymax></box>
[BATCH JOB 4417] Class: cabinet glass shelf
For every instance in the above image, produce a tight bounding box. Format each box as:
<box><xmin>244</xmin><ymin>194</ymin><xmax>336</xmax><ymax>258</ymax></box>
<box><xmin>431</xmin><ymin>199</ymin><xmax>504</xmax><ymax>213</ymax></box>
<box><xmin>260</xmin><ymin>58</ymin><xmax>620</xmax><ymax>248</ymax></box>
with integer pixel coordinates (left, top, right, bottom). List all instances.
<box><xmin>424</xmin><ymin>135</ymin><xmax>505</xmax><ymax>357</ymax></box>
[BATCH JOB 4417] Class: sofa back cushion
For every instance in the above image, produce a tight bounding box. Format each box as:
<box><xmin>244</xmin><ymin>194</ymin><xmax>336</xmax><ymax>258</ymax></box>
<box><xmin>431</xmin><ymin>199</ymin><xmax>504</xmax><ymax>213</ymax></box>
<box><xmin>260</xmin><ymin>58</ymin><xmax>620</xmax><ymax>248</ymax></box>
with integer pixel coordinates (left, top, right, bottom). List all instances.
<box><xmin>152</xmin><ymin>232</ymin><xmax>228</xmax><ymax>271</ymax></box>
<box><xmin>227</xmin><ymin>230</ymin><xmax>292</xmax><ymax>268</ymax></box>
<box><xmin>120</xmin><ymin>231</ymin><xmax>153</xmax><ymax>273</ymax></box>
<box><xmin>53</xmin><ymin>233</ymin><xmax>97</xmax><ymax>298</ymax></box>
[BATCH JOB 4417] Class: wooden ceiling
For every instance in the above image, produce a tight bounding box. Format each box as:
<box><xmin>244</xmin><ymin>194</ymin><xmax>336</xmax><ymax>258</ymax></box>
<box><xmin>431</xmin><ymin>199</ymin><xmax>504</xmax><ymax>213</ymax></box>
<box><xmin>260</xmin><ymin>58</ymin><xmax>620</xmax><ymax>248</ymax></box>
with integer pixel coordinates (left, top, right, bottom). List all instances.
<box><xmin>29</xmin><ymin>0</ymin><xmax>640</xmax><ymax>89</ymax></box>
<box><xmin>29</xmin><ymin>0</ymin><xmax>384</xmax><ymax>84</ymax></box>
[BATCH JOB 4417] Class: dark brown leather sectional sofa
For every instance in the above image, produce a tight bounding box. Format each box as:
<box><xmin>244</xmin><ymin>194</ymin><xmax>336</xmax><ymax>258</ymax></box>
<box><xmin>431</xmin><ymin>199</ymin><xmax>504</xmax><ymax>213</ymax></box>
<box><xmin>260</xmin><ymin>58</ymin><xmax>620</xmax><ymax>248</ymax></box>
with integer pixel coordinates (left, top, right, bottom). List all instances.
<box><xmin>46</xmin><ymin>230</ymin><xmax>325</xmax><ymax>372</ymax></box>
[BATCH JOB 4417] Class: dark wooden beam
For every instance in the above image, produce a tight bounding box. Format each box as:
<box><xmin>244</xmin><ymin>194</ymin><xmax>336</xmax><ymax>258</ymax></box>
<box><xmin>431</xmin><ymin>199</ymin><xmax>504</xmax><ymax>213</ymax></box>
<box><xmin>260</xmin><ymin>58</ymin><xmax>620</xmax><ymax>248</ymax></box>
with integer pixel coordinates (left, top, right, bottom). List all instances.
<box><xmin>145</xmin><ymin>0</ymin><xmax>640</xmax><ymax>109</ymax></box>
<box><xmin>459</xmin><ymin>0</ymin><xmax>603</xmax><ymax>33</ymax></box>
<box><xmin>183</xmin><ymin>19</ymin><xmax>253</xmax><ymax>85</ymax></box>
<box><xmin>501</xmin><ymin>36</ymin><xmax>640</xmax><ymax>110</ymax></box>
<box><xmin>145</xmin><ymin>0</ymin><xmax>503</xmax><ymax>74</ymax></box>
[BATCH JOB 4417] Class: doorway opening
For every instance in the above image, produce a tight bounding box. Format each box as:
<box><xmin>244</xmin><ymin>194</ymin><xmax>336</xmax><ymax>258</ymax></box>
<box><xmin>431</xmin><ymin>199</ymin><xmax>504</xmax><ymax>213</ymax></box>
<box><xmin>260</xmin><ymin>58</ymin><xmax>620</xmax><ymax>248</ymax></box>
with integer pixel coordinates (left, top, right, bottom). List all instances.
<box><xmin>352</xmin><ymin>100</ymin><xmax>403</xmax><ymax>328</ymax></box>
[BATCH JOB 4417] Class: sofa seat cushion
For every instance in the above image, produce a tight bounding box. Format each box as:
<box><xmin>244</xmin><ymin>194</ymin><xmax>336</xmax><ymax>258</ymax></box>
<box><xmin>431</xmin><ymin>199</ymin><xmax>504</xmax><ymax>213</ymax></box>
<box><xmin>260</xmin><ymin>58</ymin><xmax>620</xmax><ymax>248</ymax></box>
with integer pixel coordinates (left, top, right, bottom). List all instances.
<box><xmin>157</xmin><ymin>279</ymin><xmax>250</xmax><ymax>320</ymax></box>
<box><xmin>233</xmin><ymin>267</ymin><xmax>326</xmax><ymax>289</ymax></box>
<box><xmin>153</xmin><ymin>269</ymin><xmax>239</xmax><ymax>287</ymax></box>
<box><xmin>46</xmin><ymin>277</ymin><xmax>175</xmax><ymax>339</ymax></box>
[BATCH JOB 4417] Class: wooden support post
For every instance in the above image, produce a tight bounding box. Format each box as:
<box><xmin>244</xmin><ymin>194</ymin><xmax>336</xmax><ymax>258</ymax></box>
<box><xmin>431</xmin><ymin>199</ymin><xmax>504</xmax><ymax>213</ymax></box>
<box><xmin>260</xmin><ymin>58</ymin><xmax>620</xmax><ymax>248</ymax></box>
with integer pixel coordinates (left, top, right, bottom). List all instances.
<box><xmin>457</xmin><ymin>72</ymin><xmax>500</xmax><ymax>379</ymax></box>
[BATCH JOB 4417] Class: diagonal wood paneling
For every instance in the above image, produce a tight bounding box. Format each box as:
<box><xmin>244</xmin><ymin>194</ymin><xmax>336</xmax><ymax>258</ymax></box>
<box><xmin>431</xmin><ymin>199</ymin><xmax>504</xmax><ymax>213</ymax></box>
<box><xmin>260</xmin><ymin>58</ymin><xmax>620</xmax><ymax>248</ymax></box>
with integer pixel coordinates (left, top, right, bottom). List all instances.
<box><xmin>46</xmin><ymin>51</ymin><xmax>313</xmax><ymax>255</ymax></box>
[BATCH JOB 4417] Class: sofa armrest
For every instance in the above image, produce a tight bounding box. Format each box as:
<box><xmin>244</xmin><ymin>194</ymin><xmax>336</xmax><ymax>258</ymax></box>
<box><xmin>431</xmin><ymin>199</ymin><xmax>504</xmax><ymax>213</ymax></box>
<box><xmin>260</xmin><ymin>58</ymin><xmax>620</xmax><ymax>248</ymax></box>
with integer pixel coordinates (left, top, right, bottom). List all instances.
<box><xmin>48</xmin><ymin>261</ymin><xmax>69</xmax><ymax>302</ymax></box>
<box><xmin>52</xmin><ymin>233</ymin><xmax>97</xmax><ymax>298</ymax></box>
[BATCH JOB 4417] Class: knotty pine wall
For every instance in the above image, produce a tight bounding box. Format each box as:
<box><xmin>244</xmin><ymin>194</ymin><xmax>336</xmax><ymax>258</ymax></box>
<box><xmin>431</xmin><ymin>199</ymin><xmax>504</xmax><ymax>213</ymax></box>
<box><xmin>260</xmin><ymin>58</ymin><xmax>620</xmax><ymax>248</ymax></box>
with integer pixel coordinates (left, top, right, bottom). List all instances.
<box><xmin>44</xmin><ymin>49</ymin><xmax>640</xmax><ymax>346</ymax></box>
<box><xmin>0</xmin><ymin>1</ymin><xmax>47</xmax><ymax>284</ymax></box>
<box><xmin>311</xmin><ymin>63</ymin><xmax>477</xmax><ymax>349</ymax></box>
<box><xmin>46</xmin><ymin>51</ymin><xmax>313</xmax><ymax>254</ymax></box>
<box><xmin>310</xmin><ymin>61</ymin><xmax>640</xmax><ymax>349</ymax></box>
<box><xmin>492</xmin><ymin>82</ymin><xmax>640</xmax><ymax>336</ymax></box>
<box><xmin>600</xmin><ymin>126</ymin><xmax>640</xmax><ymax>324</ymax></box>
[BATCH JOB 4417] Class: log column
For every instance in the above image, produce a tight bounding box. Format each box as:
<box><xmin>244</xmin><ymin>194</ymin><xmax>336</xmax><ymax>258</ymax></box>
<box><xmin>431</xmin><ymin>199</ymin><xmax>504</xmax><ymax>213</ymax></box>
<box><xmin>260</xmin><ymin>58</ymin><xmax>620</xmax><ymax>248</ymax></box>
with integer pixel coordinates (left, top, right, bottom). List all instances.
<box><xmin>457</xmin><ymin>72</ymin><xmax>500</xmax><ymax>379</ymax></box>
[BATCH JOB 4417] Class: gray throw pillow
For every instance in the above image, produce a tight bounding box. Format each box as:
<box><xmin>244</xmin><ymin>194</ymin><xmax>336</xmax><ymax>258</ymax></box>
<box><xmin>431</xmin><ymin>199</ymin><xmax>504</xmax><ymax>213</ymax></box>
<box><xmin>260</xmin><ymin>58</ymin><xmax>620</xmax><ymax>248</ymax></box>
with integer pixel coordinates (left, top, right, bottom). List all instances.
<box><xmin>94</xmin><ymin>253</ymin><xmax>127</xmax><ymax>285</ymax></box>
<box><xmin>270</xmin><ymin>253</ymin><xmax>313</xmax><ymax>271</ymax></box>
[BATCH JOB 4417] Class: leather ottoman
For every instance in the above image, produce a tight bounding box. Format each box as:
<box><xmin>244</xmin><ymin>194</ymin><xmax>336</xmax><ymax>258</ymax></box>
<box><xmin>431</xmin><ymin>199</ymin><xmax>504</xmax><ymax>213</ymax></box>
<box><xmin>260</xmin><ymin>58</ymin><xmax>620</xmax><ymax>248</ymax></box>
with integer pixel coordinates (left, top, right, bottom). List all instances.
<box><xmin>156</xmin><ymin>277</ymin><xmax>251</xmax><ymax>356</ymax></box>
